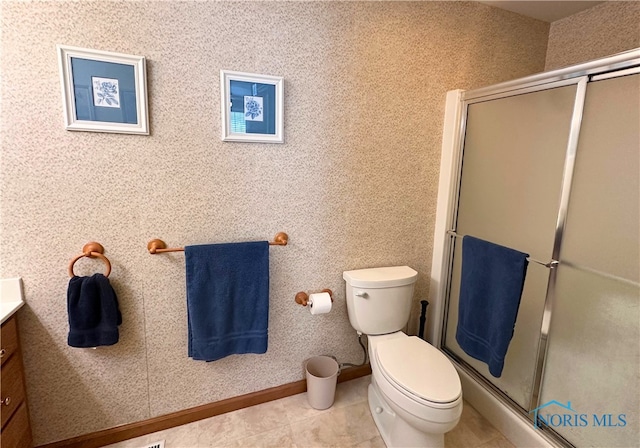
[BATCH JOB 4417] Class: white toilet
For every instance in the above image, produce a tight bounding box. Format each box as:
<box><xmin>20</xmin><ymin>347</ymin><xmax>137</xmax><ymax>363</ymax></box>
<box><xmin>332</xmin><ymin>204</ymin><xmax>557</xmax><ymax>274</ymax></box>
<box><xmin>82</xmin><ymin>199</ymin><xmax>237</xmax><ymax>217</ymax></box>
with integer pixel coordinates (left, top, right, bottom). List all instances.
<box><xmin>343</xmin><ymin>266</ymin><xmax>462</xmax><ymax>448</ymax></box>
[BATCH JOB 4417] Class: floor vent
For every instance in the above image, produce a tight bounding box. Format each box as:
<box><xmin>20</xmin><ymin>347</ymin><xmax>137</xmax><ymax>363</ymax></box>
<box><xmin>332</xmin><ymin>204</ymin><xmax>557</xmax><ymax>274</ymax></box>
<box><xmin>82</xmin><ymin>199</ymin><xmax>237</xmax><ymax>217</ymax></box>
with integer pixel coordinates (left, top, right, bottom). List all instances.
<box><xmin>144</xmin><ymin>441</ymin><xmax>165</xmax><ymax>448</ymax></box>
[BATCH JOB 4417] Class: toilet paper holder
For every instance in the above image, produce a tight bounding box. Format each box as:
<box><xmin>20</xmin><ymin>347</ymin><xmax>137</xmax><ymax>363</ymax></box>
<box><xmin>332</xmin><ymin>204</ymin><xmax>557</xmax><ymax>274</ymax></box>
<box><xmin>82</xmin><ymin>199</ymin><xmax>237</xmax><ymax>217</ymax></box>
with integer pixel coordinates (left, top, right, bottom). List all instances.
<box><xmin>295</xmin><ymin>289</ymin><xmax>334</xmax><ymax>307</ymax></box>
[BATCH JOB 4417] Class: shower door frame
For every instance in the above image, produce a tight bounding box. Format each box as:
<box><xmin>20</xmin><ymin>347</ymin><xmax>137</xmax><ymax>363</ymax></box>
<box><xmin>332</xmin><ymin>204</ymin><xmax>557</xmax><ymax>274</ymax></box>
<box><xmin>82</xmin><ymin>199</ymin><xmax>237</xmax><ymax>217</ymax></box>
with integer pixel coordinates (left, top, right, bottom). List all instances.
<box><xmin>432</xmin><ymin>48</ymin><xmax>640</xmax><ymax>447</ymax></box>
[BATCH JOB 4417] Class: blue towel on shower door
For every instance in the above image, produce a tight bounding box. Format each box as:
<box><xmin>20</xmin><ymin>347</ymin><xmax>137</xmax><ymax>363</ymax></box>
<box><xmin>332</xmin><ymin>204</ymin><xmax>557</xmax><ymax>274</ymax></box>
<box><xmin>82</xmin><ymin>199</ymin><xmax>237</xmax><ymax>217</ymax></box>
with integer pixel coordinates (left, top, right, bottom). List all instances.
<box><xmin>456</xmin><ymin>236</ymin><xmax>529</xmax><ymax>378</ymax></box>
<box><xmin>185</xmin><ymin>241</ymin><xmax>269</xmax><ymax>362</ymax></box>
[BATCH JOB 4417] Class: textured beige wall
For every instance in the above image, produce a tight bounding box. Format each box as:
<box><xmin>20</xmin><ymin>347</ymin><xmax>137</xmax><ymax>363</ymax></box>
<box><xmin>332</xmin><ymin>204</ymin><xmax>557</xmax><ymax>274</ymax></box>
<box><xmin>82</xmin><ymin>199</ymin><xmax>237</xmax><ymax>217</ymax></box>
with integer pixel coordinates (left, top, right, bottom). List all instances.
<box><xmin>546</xmin><ymin>1</ymin><xmax>640</xmax><ymax>70</ymax></box>
<box><xmin>0</xmin><ymin>1</ymin><xmax>548</xmax><ymax>444</ymax></box>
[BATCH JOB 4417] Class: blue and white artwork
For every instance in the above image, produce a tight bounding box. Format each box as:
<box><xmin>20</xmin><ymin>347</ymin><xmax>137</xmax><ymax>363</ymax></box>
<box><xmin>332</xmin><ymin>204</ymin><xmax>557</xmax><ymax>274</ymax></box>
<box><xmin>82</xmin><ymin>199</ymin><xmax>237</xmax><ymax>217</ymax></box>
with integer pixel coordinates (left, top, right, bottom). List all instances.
<box><xmin>71</xmin><ymin>57</ymin><xmax>137</xmax><ymax>124</ymax></box>
<box><xmin>221</xmin><ymin>70</ymin><xmax>282</xmax><ymax>142</ymax></box>
<box><xmin>229</xmin><ymin>80</ymin><xmax>276</xmax><ymax>135</ymax></box>
<box><xmin>92</xmin><ymin>77</ymin><xmax>120</xmax><ymax>108</ymax></box>
<box><xmin>244</xmin><ymin>96</ymin><xmax>263</xmax><ymax>121</ymax></box>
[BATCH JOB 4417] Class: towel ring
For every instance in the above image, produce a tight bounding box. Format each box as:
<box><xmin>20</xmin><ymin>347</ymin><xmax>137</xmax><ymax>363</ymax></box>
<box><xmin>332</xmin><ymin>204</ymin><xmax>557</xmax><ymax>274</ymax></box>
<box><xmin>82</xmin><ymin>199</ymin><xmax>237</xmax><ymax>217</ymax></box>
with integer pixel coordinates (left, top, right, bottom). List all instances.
<box><xmin>68</xmin><ymin>242</ymin><xmax>112</xmax><ymax>278</ymax></box>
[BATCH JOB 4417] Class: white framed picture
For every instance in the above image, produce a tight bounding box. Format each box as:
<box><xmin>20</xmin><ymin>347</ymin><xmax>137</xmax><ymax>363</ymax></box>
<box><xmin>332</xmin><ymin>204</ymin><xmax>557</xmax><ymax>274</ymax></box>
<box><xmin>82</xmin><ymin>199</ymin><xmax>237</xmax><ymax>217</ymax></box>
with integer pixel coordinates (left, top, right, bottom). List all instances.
<box><xmin>220</xmin><ymin>70</ymin><xmax>284</xmax><ymax>143</ymax></box>
<box><xmin>57</xmin><ymin>45</ymin><xmax>149</xmax><ymax>135</ymax></box>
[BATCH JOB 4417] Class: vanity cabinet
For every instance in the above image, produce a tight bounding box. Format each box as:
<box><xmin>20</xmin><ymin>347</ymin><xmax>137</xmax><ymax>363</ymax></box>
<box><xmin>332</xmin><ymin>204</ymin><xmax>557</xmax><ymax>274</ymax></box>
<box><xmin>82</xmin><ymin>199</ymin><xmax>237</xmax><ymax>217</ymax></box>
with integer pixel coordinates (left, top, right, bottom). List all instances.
<box><xmin>1</xmin><ymin>314</ymin><xmax>32</xmax><ymax>448</ymax></box>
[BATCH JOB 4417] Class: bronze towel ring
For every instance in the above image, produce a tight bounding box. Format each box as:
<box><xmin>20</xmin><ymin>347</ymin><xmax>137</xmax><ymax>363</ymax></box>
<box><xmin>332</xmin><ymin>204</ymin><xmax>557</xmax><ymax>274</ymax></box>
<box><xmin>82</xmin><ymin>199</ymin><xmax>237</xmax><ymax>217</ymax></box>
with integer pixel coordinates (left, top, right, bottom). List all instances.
<box><xmin>68</xmin><ymin>242</ymin><xmax>112</xmax><ymax>278</ymax></box>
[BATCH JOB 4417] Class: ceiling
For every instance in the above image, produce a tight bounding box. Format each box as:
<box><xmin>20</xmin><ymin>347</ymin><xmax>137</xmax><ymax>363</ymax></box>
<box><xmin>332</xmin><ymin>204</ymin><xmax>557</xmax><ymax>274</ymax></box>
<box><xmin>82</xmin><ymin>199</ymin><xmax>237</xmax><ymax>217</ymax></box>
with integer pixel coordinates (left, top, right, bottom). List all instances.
<box><xmin>478</xmin><ymin>1</ymin><xmax>605</xmax><ymax>23</ymax></box>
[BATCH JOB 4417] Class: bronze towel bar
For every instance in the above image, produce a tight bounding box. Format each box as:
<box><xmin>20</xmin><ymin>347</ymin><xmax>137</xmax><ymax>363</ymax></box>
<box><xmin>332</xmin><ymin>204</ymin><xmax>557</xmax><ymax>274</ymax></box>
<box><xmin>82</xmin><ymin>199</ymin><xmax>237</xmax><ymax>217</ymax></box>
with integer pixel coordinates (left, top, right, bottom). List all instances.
<box><xmin>147</xmin><ymin>232</ymin><xmax>288</xmax><ymax>254</ymax></box>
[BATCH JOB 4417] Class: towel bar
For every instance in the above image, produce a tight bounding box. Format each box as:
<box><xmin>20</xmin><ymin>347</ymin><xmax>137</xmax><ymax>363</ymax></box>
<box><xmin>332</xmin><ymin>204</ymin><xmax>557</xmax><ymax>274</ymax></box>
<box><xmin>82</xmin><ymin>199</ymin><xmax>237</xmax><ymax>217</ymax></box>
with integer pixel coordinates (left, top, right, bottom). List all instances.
<box><xmin>147</xmin><ymin>232</ymin><xmax>289</xmax><ymax>254</ymax></box>
<box><xmin>446</xmin><ymin>231</ymin><xmax>558</xmax><ymax>268</ymax></box>
<box><xmin>68</xmin><ymin>242</ymin><xmax>112</xmax><ymax>277</ymax></box>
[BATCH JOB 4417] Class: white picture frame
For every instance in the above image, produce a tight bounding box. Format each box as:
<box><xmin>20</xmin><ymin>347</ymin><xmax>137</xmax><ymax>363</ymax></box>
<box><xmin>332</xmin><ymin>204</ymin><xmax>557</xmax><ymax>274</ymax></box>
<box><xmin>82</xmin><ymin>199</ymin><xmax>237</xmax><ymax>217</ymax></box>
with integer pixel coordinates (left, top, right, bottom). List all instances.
<box><xmin>220</xmin><ymin>70</ymin><xmax>284</xmax><ymax>143</ymax></box>
<box><xmin>57</xmin><ymin>45</ymin><xmax>149</xmax><ymax>135</ymax></box>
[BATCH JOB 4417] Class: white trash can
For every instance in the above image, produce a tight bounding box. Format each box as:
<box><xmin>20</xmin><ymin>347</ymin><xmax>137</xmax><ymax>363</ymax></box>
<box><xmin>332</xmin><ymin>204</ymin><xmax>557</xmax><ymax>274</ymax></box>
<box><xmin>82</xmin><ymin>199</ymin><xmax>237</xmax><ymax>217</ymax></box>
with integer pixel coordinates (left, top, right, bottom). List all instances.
<box><xmin>305</xmin><ymin>356</ymin><xmax>340</xmax><ymax>410</ymax></box>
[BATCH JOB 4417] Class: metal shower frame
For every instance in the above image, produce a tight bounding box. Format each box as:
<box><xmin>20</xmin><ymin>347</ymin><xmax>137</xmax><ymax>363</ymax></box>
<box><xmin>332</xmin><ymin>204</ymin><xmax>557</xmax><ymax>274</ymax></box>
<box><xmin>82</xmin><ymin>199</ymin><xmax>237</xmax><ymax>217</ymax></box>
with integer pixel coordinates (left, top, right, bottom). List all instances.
<box><xmin>437</xmin><ymin>48</ymin><xmax>640</xmax><ymax>447</ymax></box>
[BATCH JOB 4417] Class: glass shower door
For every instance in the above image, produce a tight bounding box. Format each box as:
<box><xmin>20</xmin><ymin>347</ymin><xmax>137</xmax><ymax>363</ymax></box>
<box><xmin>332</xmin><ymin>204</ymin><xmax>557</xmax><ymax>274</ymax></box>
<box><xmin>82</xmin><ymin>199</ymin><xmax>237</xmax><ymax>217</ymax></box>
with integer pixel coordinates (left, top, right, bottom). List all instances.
<box><xmin>443</xmin><ymin>84</ymin><xmax>579</xmax><ymax>409</ymax></box>
<box><xmin>539</xmin><ymin>73</ymin><xmax>640</xmax><ymax>447</ymax></box>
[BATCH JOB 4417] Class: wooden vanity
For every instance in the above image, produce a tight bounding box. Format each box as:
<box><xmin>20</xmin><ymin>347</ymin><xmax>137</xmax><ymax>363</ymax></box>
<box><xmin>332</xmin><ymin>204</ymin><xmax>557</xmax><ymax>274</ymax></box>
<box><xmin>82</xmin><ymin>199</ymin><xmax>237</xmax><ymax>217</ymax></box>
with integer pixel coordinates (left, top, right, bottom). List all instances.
<box><xmin>1</xmin><ymin>278</ymin><xmax>32</xmax><ymax>448</ymax></box>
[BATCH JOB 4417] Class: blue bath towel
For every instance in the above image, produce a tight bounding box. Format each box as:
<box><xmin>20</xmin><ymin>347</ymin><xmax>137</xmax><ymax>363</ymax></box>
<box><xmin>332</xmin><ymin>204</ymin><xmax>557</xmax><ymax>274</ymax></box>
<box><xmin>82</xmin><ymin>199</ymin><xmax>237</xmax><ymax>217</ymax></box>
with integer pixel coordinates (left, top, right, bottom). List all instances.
<box><xmin>456</xmin><ymin>236</ymin><xmax>529</xmax><ymax>377</ymax></box>
<box><xmin>67</xmin><ymin>273</ymin><xmax>122</xmax><ymax>348</ymax></box>
<box><xmin>185</xmin><ymin>241</ymin><xmax>269</xmax><ymax>361</ymax></box>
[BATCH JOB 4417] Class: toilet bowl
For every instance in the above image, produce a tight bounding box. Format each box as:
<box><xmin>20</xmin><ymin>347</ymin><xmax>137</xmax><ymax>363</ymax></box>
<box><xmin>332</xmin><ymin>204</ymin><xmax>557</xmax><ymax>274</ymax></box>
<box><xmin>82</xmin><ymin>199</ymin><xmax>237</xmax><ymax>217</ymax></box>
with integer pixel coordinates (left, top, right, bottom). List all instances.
<box><xmin>343</xmin><ymin>266</ymin><xmax>463</xmax><ymax>448</ymax></box>
<box><xmin>368</xmin><ymin>332</ymin><xmax>462</xmax><ymax>447</ymax></box>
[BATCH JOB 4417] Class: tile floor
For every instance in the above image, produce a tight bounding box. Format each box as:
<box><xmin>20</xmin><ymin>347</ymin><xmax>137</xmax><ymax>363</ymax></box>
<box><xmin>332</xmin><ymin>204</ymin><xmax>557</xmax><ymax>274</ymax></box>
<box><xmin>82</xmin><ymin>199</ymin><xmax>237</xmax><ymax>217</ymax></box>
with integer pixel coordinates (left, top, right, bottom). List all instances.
<box><xmin>105</xmin><ymin>375</ymin><xmax>514</xmax><ymax>448</ymax></box>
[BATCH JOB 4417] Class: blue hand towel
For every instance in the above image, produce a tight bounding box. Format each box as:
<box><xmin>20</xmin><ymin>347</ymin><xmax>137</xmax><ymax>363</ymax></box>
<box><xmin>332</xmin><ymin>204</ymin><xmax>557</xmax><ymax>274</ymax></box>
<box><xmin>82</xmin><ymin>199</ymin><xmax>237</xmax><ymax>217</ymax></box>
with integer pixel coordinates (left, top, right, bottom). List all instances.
<box><xmin>185</xmin><ymin>241</ymin><xmax>269</xmax><ymax>362</ymax></box>
<box><xmin>456</xmin><ymin>236</ymin><xmax>529</xmax><ymax>377</ymax></box>
<box><xmin>67</xmin><ymin>273</ymin><xmax>122</xmax><ymax>348</ymax></box>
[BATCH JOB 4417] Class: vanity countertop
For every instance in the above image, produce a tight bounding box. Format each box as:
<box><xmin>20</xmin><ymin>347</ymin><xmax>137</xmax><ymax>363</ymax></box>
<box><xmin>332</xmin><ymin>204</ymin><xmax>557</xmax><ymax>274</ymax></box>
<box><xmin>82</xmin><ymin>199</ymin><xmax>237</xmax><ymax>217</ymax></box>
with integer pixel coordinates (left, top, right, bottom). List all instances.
<box><xmin>0</xmin><ymin>278</ymin><xmax>25</xmax><ymax>324</ymax></box>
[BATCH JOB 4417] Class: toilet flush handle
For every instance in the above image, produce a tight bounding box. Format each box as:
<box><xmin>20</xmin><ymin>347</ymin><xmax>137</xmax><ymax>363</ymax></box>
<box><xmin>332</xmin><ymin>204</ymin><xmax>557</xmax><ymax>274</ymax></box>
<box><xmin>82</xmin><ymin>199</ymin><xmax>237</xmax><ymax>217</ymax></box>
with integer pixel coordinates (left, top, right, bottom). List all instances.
<box><xmin>355</xmin><ymin>291</ymin><xmax>368</xmax><ymax>298</ymax></box>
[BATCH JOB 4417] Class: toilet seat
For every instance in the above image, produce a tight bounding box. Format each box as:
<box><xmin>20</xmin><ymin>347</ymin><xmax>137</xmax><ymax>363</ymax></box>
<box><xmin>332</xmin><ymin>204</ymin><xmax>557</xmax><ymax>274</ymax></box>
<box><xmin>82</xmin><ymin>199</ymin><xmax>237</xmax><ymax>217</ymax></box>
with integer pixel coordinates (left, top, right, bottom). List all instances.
<box><xmin>375</xmin><ymin>336</ymin><xmax>461</xmax><ymax>405</ymax></box>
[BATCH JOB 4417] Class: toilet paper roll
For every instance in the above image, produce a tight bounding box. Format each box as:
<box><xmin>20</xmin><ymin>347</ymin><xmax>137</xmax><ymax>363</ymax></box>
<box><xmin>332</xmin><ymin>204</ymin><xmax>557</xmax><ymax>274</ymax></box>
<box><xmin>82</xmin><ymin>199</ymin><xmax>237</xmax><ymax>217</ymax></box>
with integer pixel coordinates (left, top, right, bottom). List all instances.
<box><xmin>309</xmin><ymin>292</ymin><xmax>332</xmax><ymax>315</ymax></box>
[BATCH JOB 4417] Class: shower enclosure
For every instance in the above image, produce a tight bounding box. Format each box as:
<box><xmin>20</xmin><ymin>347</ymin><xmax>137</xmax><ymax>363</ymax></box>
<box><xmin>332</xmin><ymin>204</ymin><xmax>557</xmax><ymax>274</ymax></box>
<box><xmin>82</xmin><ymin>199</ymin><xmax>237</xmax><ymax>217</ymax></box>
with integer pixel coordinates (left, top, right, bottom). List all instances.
<box><xmin>432</xmin><ymin>49</ymin><xmax>639</xmax><ymax>447</ymax></box>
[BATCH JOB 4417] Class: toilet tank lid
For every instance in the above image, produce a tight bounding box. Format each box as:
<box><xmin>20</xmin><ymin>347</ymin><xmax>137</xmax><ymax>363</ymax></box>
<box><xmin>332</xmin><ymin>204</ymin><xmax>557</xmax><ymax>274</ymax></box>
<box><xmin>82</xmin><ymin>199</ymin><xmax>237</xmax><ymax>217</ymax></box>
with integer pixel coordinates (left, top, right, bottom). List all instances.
<box><xmin>343</xmin><ymin>266</ymin><xmax>418</xmax><ymax>288</ymax></box>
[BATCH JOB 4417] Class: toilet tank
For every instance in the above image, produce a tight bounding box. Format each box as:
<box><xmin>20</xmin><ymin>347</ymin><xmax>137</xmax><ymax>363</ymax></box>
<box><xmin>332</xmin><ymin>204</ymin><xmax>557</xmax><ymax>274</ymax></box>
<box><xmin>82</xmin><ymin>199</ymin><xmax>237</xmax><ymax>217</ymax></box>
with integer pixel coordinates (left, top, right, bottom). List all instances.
<box><xmin>343</xmin><ymin>266</ymin><xmax>418</xmax><ymax>335</ymax></box>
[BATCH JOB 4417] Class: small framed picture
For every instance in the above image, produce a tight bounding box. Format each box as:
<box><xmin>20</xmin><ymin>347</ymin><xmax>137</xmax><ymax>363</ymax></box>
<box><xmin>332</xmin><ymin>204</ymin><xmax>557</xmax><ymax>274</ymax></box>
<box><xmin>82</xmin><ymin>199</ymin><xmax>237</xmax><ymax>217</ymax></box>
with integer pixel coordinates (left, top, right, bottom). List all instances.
<box><xmin>57</xmin><ymin>45</ymin><xmax>149</xmax><ymax>135</ymax></box>
<box><xmin>220</xmin><ymin>70</ymin><xmax>284</xmax><ymax>143</ymax></box>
